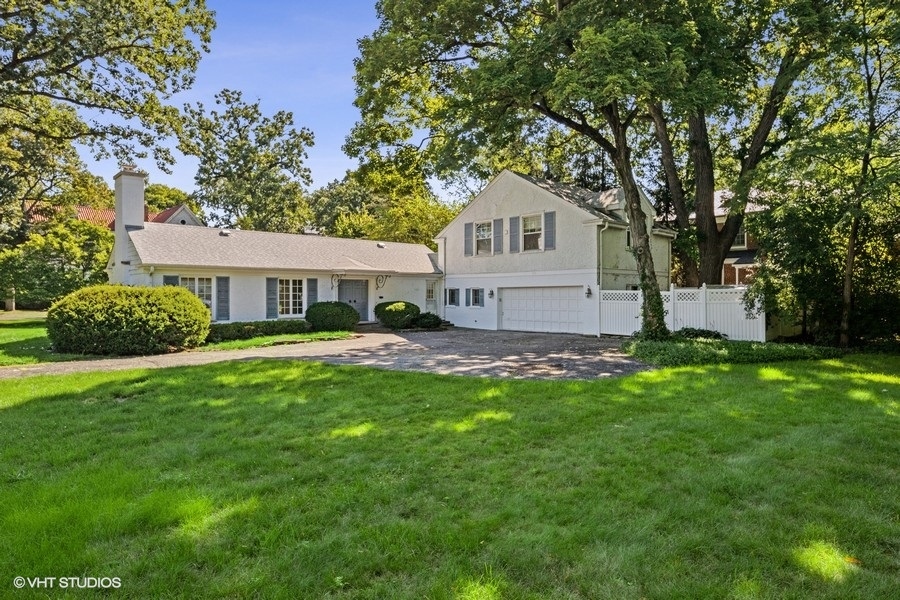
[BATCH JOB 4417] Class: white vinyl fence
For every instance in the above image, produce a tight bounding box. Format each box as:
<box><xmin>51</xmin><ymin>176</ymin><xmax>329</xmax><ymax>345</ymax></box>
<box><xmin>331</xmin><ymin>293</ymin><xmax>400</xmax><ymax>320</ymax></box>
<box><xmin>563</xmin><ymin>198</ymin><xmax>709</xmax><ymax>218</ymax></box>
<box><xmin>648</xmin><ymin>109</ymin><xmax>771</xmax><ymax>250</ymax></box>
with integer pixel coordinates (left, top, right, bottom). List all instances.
<box><xmin>599</xmin><ymin>285</ymin><xmax>766</xmax><ymax>341</ymax></box>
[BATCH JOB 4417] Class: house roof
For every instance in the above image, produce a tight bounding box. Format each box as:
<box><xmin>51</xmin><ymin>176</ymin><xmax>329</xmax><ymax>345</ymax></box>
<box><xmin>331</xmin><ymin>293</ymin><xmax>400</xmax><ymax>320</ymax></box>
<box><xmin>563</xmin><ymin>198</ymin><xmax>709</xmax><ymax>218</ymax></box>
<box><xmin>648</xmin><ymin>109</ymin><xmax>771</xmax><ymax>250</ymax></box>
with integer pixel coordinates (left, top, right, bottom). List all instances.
<box><xmin>724</xmin><ymin>249</ymin><xmax>758</xmax><ymax>265</ymax></box>
<box><xmin>32</xmin><ymin>204</ymin><xmax>195</xmax><ymax>230</ymax></box>
<box><xmin>711</xmin><ymin>191</ymin><xmax>766</xmax><ymax>217</ymax></box>
<box><xmin>512</xmin><ymin>173</ymin><xmax>628</xmax><ymax>223</ymax></box>
<box><xmin>128</xmin><ymin>223</ymin><xmax>441</xmax><ymax>275</ymax></box>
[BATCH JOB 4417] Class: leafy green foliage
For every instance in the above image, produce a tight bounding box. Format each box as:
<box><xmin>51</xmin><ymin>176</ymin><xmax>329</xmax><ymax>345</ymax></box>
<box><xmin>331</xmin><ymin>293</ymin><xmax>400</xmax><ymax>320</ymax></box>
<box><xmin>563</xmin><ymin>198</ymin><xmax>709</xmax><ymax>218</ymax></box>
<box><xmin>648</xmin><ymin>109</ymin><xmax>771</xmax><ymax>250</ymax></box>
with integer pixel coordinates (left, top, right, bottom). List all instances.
<box><xmin>47</xmin><ymin>285</ymin><xmax>210</xmax><ymax>355</ymax></box>
<box><xmin>205</xmin><ymin>319</ymin><xmax>312</xmax><ymax>344</ymax></box>
<box><xmin>180</xmin><ymin>89</ymin><xmax>315</xmax><ymax>232</ymax></box>
<box><xmin>624</xmin><ymin>338</ymin><xmax>842</xmax><ymax>367</ymax></box>
<box><xmin>0</xmin><ymin>0</ymin><xmax>214</xmax><ymax>168</ymax></box>
<box><xmin>674</xmin><ymin>327</ymin><xmax>726</xmax><ymax>340</ymax></box>
<box><xmin>374</xmin><ymin>300</ymin><xmax>421</xmax><ymax>329</ymax></box>
<box><xmin>0</xmin><ymin>219</ymin><xmax>112</xmax><ymax>309</ymax></box>
<box><xmin>412</xmin><ymin>311</ymin><xmax>443</xmax><ymax>329</ymax></box>
<box><xmin>303</xmin><ymin>301</ymin><xmax>359</xmax><ymax>332</ymax></box>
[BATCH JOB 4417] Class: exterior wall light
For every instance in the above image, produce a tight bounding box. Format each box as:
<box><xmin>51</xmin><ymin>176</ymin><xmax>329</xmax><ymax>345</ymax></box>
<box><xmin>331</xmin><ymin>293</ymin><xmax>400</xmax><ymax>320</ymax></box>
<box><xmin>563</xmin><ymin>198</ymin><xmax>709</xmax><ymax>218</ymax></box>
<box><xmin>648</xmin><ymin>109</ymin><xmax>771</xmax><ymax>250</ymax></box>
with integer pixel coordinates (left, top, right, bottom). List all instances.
<box><xmin>586</xmin><ymin>286</ymin><xmax>592</xmax><ymax>298</ymax></box>
<box><xmin>488</xmin><ymin>289</ymin><xmax>495</xmax><ymax>299</ymax></box>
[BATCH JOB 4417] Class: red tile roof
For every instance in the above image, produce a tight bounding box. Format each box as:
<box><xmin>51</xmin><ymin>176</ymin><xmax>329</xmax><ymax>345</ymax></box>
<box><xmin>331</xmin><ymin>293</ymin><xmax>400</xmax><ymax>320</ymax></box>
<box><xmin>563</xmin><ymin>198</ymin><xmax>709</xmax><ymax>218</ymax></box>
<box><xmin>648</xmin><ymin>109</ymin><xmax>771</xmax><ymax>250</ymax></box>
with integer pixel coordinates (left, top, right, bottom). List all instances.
<box><xmin>32</xmin><ymin>204</ymin><xmax>180</xmax><ymax>229</ymax></box>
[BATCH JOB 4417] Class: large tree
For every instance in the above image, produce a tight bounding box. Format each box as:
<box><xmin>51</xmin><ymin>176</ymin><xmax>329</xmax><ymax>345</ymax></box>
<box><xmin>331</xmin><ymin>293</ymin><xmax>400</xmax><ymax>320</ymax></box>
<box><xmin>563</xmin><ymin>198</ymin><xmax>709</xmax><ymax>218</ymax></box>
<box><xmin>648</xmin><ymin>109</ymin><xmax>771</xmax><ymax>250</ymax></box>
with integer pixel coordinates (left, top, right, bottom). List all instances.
<box><xmin>350</xmin><ymin>2</ymin><xmax>839</xmax><ymax>330</ymax></box>
<box><xmin>0</xmin><ymin>0</ymin><xmax>214</xmax><ymax>167</ymax></box>
<box><xmin>179</xmin><ymin>89</ymin><xmax>315</xmax><ymax>232</ymax></box>
<box><xmin>351</xmin><ymin>0</ymin><xmax>714</xmax><ymax>337</ymax></box>
<box><xmin>747</xmin><ymin>0</ymin><xmax>900</xmax><ymax>346</ymax></box>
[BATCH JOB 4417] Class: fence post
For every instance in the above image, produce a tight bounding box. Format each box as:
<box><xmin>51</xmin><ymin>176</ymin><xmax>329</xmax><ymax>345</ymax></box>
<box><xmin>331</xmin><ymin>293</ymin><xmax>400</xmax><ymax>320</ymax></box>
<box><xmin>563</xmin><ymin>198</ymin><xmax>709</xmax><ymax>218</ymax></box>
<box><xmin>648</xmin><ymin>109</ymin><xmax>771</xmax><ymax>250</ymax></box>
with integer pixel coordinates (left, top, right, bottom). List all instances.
<box><xmin>669</xmin><ymin>283</ymin><xmax>676</xmax><ymax>331</ymax></box>
<box><xmin>701</xmin><ymin>283</ymin><xmax>708</xmax><ymax>330</ymax></box>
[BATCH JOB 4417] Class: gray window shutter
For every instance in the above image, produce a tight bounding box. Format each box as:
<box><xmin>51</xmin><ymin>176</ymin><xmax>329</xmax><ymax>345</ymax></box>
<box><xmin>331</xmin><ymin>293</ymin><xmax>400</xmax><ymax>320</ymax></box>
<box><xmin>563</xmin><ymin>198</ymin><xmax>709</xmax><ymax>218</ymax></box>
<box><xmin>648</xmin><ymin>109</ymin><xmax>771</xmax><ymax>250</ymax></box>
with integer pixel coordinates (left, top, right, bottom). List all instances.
<box><xmin>266</xmin><ymin>277</ymin><xmax>278</xmax><ymax>319</ymax></box>
<box><xmin>478</xmin><ymin>289</ymin><xmax>485</xmax><ymax>307</ymax></box>
<box><xmin>307</xmin><ymin>278</ymin><xmax>318</xmax><ymax>308</ymax></box>
<box><xmin>544</xmin><ymin>211</ymin><xmax>556</xmax><ymax>250</ymax></box>
<box><xmin>464</xmin><ymin>222</ymin><xmax>473</xmax><ymax>256</ymax></box>
<box><xmin>493</xmin><ymin>218</ymin><xmax>503</xmax><ymax>254</ymax></box>
<box><xmin>216</xmin><ymin>277</ymin><xmax>230</xmax><ymax>321</ymax></box>
<box><xmin>162</xmin><ymin>275</ymin><xmax>179</xmax><ymax>286</ymax></box>
<box><xmin>465</xmin><ymin>288</ymin><xmax>471</xmax><ymax>306</ymax></box>
<box><xmin>509</xmin><ymin>216</ymin><xmax>520</xmax><ymax>253</ymax></box>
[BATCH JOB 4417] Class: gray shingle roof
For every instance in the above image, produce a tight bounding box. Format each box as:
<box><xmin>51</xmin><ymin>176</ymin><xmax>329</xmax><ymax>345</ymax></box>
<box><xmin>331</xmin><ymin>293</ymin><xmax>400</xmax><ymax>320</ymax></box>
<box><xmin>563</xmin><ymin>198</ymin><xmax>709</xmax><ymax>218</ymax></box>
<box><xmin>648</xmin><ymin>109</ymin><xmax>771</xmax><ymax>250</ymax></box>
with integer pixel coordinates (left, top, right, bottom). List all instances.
<box><xmin>513</xmin><ymin>172</ymin><xmax>627</xmax><ymax>223</ymax></box>
<box><xmin>128</xmin><ymin>223</ymin><xmax>441</xmax><ymax>275</ymax></box>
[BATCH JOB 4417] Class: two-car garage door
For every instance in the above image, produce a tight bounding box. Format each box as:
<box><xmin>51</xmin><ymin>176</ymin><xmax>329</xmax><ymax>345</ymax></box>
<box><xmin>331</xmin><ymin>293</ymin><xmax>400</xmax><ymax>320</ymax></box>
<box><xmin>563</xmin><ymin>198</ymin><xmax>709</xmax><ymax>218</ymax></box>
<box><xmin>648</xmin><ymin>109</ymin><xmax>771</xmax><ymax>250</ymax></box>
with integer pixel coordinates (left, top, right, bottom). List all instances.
<box><xmin>498</xmin><ymin>287</ymin><xmax>583</xmax><ymax>334</ymax></box>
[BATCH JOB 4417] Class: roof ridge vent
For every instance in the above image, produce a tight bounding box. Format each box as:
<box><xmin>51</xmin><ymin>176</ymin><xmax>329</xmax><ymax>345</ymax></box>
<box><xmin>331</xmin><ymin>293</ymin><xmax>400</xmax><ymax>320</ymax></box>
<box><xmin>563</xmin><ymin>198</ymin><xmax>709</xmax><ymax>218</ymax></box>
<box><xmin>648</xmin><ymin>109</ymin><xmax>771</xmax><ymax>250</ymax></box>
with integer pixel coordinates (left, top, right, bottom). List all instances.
<box><xmin>219</xmin><ymin>229</ymin><xmax>232</xmax><ymax>237</ymax></box>
<box><xmin>376</xmin><ymin>242</ymin><xmax>386</xmax><ymax>248</ymax></box>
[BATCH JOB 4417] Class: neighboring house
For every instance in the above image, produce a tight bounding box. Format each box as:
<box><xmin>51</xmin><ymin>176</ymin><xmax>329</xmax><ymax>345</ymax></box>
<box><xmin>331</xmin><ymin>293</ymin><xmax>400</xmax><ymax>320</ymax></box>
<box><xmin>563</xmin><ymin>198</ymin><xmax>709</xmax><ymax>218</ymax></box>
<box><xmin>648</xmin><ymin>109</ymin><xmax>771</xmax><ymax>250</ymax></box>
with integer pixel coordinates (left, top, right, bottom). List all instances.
<box><xmin>434</xmin><ymin>170</ymin><xmax>676</xmax><ymax>334</ymax></box>
<box><xmin>32</xmin><ymin>202</ymin><xmax>203</xmax><ymax>230</ymax></box>
<box><xmin>713</xmin><ymin>191</ymin><xmax>763</xmax><ymax>285</ymax></box>
<box><xmin>107</xmin><ymin>167</ymin><xmax>441</xmax><ymax>323</ymax></box>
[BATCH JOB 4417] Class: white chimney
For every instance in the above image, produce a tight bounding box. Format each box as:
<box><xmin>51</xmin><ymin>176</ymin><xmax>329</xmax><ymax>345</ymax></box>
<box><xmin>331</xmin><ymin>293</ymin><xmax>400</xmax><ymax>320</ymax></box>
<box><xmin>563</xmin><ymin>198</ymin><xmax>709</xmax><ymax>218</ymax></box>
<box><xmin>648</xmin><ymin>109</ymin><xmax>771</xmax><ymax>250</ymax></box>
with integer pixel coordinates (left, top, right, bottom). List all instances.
<box><xmin>112</xmin><ymin>166</ymin><xmax>148</xmax><ymax>284</ymax></box>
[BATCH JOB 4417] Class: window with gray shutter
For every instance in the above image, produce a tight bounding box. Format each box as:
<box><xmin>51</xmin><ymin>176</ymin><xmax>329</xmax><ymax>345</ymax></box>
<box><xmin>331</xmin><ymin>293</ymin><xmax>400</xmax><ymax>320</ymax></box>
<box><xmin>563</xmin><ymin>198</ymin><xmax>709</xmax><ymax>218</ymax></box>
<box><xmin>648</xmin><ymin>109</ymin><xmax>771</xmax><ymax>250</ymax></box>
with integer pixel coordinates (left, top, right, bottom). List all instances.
<box><xmin>162</xmin><ymin>275</ymin><xmax>179</xmax><ymax>286</ymax></box>
<box><xmin>464</xmin><ymin>222</ymin><xmax>473</xmax><ymax>256</ymax></box>
<box><xmin>544</xmin><ymin>211</ymin><xmax>556</xmax><ymax>250</ymax></box>
<box><xmin>215</xmin><ymin>277</ymin><xmax>230</xmax><ymax>321</ymax></box>
<box><xmin>509</xmin><ymin>216</ymin><xmax>520</xmax><ymax>253</ymax></box>
<box><xmin>307</xmin><ymin>278</ymin><xmax>318</xmax><ymax>308</ymax></box>
<box><xmin>493</xmin><ymin>218</ymin><xmax>503</xmax><ymax>254</ymax></box>
<box><xmin>266</xmin><ymin>277</ymin><xmax>278</xmax><ymax>319</ymax></box>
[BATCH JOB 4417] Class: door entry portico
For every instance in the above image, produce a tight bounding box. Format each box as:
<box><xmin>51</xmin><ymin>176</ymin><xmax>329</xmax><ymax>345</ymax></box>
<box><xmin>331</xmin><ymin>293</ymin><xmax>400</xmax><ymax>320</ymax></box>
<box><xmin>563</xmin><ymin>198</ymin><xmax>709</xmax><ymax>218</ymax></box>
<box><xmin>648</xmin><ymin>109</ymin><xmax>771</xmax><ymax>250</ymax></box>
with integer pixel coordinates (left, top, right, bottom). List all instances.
<box><xmin>338</xmin><ymin>279</ymin><xmax>368</xmax><ymax>321</ymax></box>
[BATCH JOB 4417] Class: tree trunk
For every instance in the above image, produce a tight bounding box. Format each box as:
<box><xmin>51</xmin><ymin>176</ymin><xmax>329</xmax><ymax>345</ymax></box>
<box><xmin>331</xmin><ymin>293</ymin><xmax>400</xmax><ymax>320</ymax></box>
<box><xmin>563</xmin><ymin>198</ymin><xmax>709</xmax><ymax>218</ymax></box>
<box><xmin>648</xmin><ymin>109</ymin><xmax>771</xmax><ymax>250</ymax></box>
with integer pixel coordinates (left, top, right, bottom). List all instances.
<box><xmin>648</xmin><ymin>103</ymin><xmax>700</xmax><ymax>287</ymax></box>
<box><xmin>607</xmin><ymin>107</ymin><xmax>668</xmax><ymax>338</ymax></box>
<box><xmin>839</xmin><ymin>214</ymin><xmax>859</xmax><ymax>348</ymax></box>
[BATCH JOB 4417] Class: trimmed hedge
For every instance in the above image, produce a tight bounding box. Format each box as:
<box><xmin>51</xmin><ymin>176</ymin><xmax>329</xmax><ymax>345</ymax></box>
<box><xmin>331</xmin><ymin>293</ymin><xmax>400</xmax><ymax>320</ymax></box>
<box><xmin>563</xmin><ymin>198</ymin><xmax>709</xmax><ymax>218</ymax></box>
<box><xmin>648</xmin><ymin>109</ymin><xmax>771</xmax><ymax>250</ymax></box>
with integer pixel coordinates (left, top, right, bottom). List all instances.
<box><xmin>206</xmin><ymin>319</ymin><xmax>311</xmax><ymax>343</ymax></box>
<box><xmin>412</xmin><ymin>312</ymin><xmax>443</xmax><ymax>329</ymax></box>
<box><xmin>47</xmin><ymin>284</ymin><xmax>210</xmax><ymax>355</ymax></box>
<box><xmin>374</xmin><ymin>301</ymin><xmax>421</xmax><ymax>329</ymax></box>
<box><xmin>305</xmin><ymin>301</ymin><xmax>359</xmax><ymax>331</ymax></box>
<box><xmin>623</xmin><ymin>338</ymin><xmax>843</xmax><ymax>367</ymax></box>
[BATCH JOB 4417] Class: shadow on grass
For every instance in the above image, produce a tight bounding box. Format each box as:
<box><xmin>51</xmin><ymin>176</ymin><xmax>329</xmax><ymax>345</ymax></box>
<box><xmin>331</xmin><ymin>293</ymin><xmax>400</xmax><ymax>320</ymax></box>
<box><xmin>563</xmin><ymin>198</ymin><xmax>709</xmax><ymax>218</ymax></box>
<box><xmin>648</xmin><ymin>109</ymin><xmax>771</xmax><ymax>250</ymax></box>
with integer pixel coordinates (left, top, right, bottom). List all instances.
<box><xmin>1</xmin><ymin>356</ymin><xmax>897</xmax><ymax>598</ymax></box>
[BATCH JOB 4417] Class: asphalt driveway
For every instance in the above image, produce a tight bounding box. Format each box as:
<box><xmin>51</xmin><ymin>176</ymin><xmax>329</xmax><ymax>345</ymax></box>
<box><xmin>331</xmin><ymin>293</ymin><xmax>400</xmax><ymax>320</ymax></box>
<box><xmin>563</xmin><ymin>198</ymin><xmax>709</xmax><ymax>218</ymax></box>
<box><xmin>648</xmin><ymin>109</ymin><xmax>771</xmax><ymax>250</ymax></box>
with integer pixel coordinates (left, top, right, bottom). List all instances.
<box><xmin>0</xmin><ymin>326</ymin><xmax>646</xmax><ymax>380</ymax></box>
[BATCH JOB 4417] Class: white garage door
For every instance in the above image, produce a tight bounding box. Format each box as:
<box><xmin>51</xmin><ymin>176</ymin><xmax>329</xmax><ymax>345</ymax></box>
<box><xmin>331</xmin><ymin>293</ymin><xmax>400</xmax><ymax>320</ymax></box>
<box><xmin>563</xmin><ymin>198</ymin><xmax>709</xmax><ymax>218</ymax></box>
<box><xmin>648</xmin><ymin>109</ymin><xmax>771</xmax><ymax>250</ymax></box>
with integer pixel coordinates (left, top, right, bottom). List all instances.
<box><xmin>499</xmin><ymin>287</ymin><xmax>583</xmax><ymax>333</ymax></box>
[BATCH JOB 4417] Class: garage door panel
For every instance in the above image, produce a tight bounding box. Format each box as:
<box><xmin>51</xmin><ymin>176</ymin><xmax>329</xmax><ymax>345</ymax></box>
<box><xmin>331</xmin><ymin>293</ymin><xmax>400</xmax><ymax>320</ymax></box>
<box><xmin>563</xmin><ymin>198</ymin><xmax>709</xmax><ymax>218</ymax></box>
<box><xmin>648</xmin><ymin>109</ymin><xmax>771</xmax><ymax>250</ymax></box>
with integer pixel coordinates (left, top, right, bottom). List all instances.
<box><xmin>499</xmin><ymin>286</ymin><xmax>583</xmax><ymax>334</ymax></box>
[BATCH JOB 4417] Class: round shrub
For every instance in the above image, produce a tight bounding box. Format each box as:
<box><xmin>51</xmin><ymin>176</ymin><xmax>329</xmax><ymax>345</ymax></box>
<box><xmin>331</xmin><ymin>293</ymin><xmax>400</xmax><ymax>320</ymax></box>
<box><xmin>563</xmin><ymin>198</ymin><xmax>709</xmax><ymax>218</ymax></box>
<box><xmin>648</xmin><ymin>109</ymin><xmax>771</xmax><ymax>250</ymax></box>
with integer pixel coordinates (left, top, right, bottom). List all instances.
<box><xmin>374</xmin><ymin>301</ymin><xmax>421</xmax><ymax>329</ymax></box>
<box><xmin>47</xmin><ymin>284</ymin><xmax>210</xmax><ymax>355</ymax></box>
<box><xmin>412</xmin><ymin>312</ymin><xmax>443</xmax><ymax>329</ymax></box>
<box><xmin>304</xmin><ymin>301</ymin><xmax>359</xmax><ymax>331</ymax></box>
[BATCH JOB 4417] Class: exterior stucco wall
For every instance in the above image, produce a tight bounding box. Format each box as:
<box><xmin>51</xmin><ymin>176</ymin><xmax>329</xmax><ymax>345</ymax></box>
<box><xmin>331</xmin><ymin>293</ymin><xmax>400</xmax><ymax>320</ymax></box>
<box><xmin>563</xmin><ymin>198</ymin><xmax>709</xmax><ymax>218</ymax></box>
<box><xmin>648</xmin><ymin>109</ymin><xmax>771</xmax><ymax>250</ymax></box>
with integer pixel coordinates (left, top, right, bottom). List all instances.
<box><xmin>437</xmin><ymin>173</ymin><xmax>599</xmax><ymax>276</ymax></box>
<box><xmin>599</xmin><ymin>227</ymin><xmax>672</xmax><ymax>290</ymax></box>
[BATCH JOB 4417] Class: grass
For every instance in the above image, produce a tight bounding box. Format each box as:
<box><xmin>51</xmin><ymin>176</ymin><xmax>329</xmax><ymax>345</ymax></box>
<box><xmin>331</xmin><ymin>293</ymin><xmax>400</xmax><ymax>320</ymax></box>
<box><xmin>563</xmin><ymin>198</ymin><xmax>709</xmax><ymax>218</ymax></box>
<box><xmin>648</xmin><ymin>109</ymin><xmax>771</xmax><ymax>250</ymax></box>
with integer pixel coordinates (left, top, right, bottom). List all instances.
<box><xmin>625</xmin><ymin>337</ymin><xmax>844</xmax><ymax>367</ymax></box>
<box><xmin>0</xmin><ymin>319</ymin><xmax>80</xmax><ymax>366</ymax></box>
<box><xmin>199</xmin><ymin>331</ymin><xmax>355</xmax><ymax>351</ymax></box>
<box><xmin>1</xmin><ymin>356</ymin><xmax>897</xmax><ymax>598</ymax></box>
<box><xmin>0</xmin><ymin>317</ymin><xmax>354</xmax><ymax>364</ymax></box>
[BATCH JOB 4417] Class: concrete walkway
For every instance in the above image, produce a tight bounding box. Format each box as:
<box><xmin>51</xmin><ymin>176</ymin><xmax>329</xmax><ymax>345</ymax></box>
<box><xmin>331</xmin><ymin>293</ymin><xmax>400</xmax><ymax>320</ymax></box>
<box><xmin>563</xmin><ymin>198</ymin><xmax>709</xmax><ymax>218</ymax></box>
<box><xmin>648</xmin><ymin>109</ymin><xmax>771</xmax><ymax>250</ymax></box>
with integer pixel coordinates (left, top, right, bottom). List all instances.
<box><xmin>0</xmin><ymin>328</ymin><xmax>646</xmax><ymax>380</ymax></box>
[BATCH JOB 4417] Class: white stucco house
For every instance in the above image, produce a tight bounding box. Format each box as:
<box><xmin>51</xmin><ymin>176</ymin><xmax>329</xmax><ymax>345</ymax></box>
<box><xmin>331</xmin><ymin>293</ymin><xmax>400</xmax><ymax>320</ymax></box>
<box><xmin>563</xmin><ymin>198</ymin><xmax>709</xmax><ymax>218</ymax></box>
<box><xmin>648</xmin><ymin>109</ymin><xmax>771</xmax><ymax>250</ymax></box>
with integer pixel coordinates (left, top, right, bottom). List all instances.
<box><xmin>434</xmin><ymin>170</ymin><xmax>675</xmax><ymax>335</ymax></box>
<box><xmin>107</xmin><ymin>168</ymin><xmax>442</xmax><ymax>322</ymax></box>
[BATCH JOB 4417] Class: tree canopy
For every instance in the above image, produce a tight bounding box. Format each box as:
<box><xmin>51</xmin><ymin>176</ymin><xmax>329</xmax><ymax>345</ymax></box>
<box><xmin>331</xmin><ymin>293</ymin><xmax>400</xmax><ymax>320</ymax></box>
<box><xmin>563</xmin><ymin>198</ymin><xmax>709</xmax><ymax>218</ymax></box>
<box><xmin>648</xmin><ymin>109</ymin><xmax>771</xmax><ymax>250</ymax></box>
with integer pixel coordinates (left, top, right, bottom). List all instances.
<box><xmin>0</xmin><ymin>0</ymin><xmax>214</xmax><ymax>167</ymax></box>
<box><xmin>179</xmin><ymin>89</ymin><xmax>315</xmax><ymax>232</ymax></box>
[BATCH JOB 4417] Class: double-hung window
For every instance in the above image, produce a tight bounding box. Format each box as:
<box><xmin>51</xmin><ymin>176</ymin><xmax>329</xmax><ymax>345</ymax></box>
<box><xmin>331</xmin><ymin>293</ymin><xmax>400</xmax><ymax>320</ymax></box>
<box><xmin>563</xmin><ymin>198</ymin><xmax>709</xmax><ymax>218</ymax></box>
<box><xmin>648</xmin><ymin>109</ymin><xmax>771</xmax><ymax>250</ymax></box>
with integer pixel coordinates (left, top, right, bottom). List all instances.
<box><xmin>475</xmin><ymin>222</ymin><xmax>492</xmax><ymax>255</ymax></box>
<box><xmin>522</xmin><ymin>215</ymin><xmax>542</xmax><ymax>251</ymax></box>
<box><xmin>471</xmin><ymin>288</ymin><xmax>485</xmax><ymax>307</ymax></box>
<box><xmin>278</xmin><ymin>279</ymin><xmax>303</xmax><ymax>316</ymax></box>
<box><xmin>181</xmin><ymin>276</ymin><xmax>212</xmax><ymax>309</ymax></box>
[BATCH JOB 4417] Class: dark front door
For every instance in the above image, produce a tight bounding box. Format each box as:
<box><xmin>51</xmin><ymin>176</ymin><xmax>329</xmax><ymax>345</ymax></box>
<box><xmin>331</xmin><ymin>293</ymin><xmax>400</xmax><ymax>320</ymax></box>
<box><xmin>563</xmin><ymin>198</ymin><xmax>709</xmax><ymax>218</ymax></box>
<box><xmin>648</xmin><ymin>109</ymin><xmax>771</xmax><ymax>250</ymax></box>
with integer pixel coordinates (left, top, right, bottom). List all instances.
<box><xmin>338</xmin><ymin>279</ymin><xmax>368</xmax><ymax>321</ymax></box>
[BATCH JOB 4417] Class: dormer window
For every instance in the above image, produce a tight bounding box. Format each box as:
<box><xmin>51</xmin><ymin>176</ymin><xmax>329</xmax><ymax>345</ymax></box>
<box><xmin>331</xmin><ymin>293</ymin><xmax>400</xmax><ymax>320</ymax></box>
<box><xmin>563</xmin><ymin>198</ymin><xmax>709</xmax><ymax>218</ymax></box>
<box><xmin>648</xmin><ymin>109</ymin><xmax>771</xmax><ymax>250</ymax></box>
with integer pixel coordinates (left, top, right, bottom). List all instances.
<box><xmin>733</xmin><ymin>224</ymin><xmax>747</xmax><ymax>249</ymax></box>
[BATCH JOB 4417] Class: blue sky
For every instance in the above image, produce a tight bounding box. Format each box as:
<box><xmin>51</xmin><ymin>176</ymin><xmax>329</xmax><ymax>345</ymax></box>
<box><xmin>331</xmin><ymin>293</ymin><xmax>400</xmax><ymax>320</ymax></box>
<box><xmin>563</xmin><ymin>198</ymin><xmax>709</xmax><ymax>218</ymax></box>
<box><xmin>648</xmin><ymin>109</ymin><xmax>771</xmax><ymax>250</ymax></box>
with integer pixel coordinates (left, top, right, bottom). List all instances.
<box><xmin>81</xmin><ymin>0</ymin><xmax>380</xmax><ymax>193</ymax></box>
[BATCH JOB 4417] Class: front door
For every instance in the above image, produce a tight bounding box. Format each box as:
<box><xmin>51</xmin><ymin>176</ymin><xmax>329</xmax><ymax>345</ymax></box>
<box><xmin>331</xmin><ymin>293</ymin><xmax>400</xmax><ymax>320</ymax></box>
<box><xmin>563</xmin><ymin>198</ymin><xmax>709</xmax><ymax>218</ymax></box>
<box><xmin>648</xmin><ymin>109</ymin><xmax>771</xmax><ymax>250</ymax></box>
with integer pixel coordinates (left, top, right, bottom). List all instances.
<box><xmin>338</xmin><ymin>279</ymin><xmax>369</xmax><ymax>321</ymax></box>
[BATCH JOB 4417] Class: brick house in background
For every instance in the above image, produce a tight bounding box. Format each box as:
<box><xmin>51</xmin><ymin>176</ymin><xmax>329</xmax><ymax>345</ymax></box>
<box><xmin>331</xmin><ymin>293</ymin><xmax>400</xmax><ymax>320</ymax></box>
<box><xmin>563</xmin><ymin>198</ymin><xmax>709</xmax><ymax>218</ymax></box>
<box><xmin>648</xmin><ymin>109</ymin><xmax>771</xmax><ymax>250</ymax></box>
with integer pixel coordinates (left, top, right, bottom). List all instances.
<box><xmin>713</xmin><ymin>191</ymin><xmax>763</xmax><ymax>285</ymax></box>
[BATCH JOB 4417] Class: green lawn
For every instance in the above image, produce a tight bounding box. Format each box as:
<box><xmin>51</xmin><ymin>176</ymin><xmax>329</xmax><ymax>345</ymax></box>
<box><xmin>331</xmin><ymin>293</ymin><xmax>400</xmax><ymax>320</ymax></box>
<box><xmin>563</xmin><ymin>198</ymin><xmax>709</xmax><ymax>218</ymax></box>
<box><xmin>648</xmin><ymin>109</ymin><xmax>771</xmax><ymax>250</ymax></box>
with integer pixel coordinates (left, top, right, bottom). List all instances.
<box><xmin>0</xmin><ymin>319</ymin><xmax>353</xmax><ymax>365</ymax></box>
<box><xmin>0</xmin><ymin>319</ymin><xmax>80</xmax><ymax>365</ymax></box>
<box><xmin>1</xmin><ymin>357</ymin><xmax>897</xmax><ymax>598</ymax></box>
